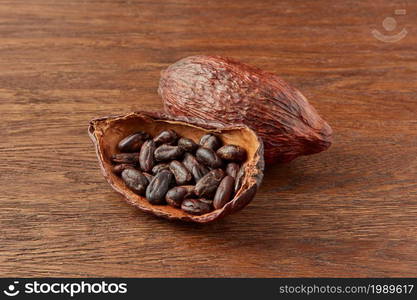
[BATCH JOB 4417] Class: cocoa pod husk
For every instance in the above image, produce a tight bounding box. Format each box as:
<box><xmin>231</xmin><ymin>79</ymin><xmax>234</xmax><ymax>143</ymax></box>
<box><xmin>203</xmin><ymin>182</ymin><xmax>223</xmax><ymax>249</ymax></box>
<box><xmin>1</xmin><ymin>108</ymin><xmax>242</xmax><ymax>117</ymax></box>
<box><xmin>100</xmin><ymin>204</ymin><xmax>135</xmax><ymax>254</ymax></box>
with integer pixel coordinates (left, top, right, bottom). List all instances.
<box><xmin>88</xmin><ymin>111</ymin><xmax>264</xmax><ymax>223</ymax></box>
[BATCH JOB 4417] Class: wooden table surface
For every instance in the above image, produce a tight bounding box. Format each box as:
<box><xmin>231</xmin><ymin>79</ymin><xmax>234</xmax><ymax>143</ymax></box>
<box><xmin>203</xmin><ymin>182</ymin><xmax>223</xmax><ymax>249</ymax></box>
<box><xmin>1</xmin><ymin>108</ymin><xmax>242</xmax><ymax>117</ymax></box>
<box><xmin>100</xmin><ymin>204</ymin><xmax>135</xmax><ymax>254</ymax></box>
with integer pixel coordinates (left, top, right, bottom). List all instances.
<box><xmin>1</xmin><ymin>0</ymin><xmax>416</xmax><ymax>277</ymax></box>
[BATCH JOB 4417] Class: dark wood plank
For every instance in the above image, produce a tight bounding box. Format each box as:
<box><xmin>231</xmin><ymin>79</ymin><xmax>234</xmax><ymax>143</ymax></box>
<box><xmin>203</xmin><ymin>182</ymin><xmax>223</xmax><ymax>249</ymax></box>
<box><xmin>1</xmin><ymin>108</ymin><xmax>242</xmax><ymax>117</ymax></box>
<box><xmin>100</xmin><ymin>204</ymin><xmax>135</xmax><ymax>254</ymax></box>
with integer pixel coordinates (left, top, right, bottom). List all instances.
<box><xmin>0</xmin><ymin>0</ymin><xmax>416</xmax><ymax>277</ymax></box>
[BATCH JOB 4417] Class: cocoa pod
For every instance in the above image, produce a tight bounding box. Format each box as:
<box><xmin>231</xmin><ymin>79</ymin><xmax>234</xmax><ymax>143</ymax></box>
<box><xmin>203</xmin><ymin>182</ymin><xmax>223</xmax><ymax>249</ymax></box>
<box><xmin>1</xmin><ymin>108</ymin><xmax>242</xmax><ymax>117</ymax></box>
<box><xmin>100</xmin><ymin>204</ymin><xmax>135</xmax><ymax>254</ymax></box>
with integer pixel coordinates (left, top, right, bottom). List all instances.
<box><xmin>213</xmin><ymin>176</ymin><xmax>235</xmax><ymax>209</ymax></box>
<box><xmin>139</xmin><ymin>140</ymin><xmax>155</xmax><ymax>172</ymax></box>
<box><xmin>88</xmin><ymin>111</ymin><xmax>264</xmax><ymax>223</ymax></box>
<box><xmin>112</xmin><ymin>163</ymin><xmax>135</xmax><ymax>175</ymax></box>
<box><xmin>195</xmin><ymin>168</ymin><xmax>225</xmax><ymax>198</ymax></box>
<box><xmin>217</xmin><ymin>145</ymin><xmax>247</xmax><ymax>162</ymax></box>
<box><xmin>145</xmin><ymin>170</ymin><xmax>173</xmax><ymax>204</ymax></box>
<box><xmin>121</xmin><ymin>168</ymin><xmax>149</xmax><ymax>195</ymax></box>
<box><xmin>159</xmin><ymin>55</ymin><xmax>332</xmax><ymax>164</ymax></box>
<box><xmin>118</xmin><ymin>131</ymin><xmax>150</xmax><ymax>152</ymax></box>
<box><xmin>154</xmin><ymin>145</ymin><xmax>184</xmax><ymax>161</ymax></box>
<box><xmin>111</xmin><ymin>152</ymin><xmax>139</xmax><ymax>165</ymax></box>
<box><xmin>169</xmin><ymin>160</ymin><xmax>192</xmax><ymax>185</ymax></box>
<box><xmin>199</xmin><ymin>134</ymin><xmax>222</xmax><ymax>150</ymax></box>
<box><xmin>196</xmin><ymin>147</ymin><xmax>223</xmax><ymax>169</ymax></box>
<box><xmin>225</xmin><ymin>162</ymin><xmax>240</xmax><ymax>179</ymax></box>
<box><xmin>178</xmin><ymin>137</ymin><xmax>198</xmax><ymax>152</ymax></box>
<box><xmin>152</xmin><ymin>163</ymin><xmax>170</xmax><ymax>174</ymax></box>
<box><xmin>181</xmin><ymin>198</ymin><xmax>212</xmax><ymax>215</ymax></box>
<box><xmin>154</xmin><ymin>129</ymin><xmax>178</xmax><ymax>145</ymax></box>
<box><xmin>191</xmin><ymin>164</ymin><xmax>209</xmax><ymax>182</ymax></box>
<box><xmin>165</xmin><ymin>185</ymin><xmax>195</xmax><ymax>208</ymax></box>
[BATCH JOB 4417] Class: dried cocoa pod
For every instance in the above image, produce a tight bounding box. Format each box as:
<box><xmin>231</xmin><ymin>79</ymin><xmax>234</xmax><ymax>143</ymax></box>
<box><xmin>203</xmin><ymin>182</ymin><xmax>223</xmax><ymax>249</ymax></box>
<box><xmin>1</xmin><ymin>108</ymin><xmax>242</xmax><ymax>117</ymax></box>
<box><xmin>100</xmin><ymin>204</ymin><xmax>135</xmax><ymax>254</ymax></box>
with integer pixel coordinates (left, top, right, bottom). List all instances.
<box><xmin>166</xmin><ymin>185</ymin><xmax>195</xmax><ymax>208</ymax></box>
<box><xmin>234</xmin><ymin>165</ymin><xmax>245</xmax><ymax>192</ymax></box>
<box><xmin>196</xmin><ymin>147</ymin><xmax>223</xmax><ymax>169</ymax></box>
<box><xmin>152</xmin><ymin>163</ymin><xmax>170</xmax><ymax>174</ymax></box>
<box><xmin>159</xmin><ymin>55</ymin><xmax>332</xmax><ymax>164</ymax></box>
<box><xmin>143</xmin><ymin>172</ymin><xmax>154</xmax><ymax>183</ymax></box>
<box><xmin>181</xmin><ymin>198</ymin><xmax>212</xmax><ymax>215</ymax></box>
<box><xmin>153</xmin><ymin>129</ymin><xmax>178</xmax><ymax>145</ymax></box>
<box><xmin>121</xmin><ymin>168</ymin><xmax>149</xmax><ymax>195</ymax></box>
<box><xmin>88</xmin><ymin>111</ymin><xmax>263</xmax><ymax>223</ymax></box>
<box><xmin>139</xmin><ymin>140</ymin><xmax>155</xmax><ymax>172</ymax></box>
<box><xmin>191</xmin><ymin>164</ymin><xmax>209</xmax><ymax>182</ymax></box>
<box><xmin>111</xmin><ymin>152</ymin><xmax>139</xmax><ymax>165</ymax></box>
<box><xmin>154</xmin><ymin>145</ymin><xmax>184</xmax><ymax>161</ymax></box>
<box><xmin>118</xmin><ymin>131</ymin><xmax>150</xmax><ymax>152</ymax></box>
<box><xmin>178</xmin><ymin>137</ymin><xmax>198</xmax><ymax>152</ymax></box>
<box><xmin>225</xmin><ymin>162</ymin><xmax>240</xmax><ymax>179</ymax></box>
<box><xmin>145</xmin><ymin>170</ymin><xmax>173</xmax><ymax>205</ymax></box>
<box><xmin>112</xmin><ymin>163</ymin><xmax>135</xmax><ymax>175</ymax></box>
<box><xmin>213</xmin><ymin>176</ymin><xmax>235</xmax><ymax>209</ymax></box>
<box><xmin>217</xmin><ymin>145</ymin><xmax>247</xmax><ymax>162</ymax></box>
<box><xmin>169</xmin><ymin>160</ymin><xmax>192</xmax><ymax>185</ymax></box>
<box><xmin>195</xmin><ymin>168</ymin><xmax>225</xmax><ymax>198</ymax></box>
<box><xmin>199</xmin><ymin>134</ymin><xmax>222</xmax><ymax>150</ymax></box>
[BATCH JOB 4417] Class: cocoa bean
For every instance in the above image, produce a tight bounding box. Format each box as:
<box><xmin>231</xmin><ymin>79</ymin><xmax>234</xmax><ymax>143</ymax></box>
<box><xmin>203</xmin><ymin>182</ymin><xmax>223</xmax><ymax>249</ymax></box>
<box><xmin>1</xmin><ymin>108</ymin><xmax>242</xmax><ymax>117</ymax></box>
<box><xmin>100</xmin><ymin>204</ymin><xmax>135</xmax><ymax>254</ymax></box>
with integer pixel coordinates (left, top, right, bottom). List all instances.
<box><xmin>154</xmin><ymin>145</ymin><xmax>184</xmax><ymax>161</ymax></box>
<box><xmin>118</xmin><ymin>131</ymin><xmax>149</xmax><ymax>152</ymax></box>
<box><xmin>121</xmin><ymin>168</ymin><xmax>149</xmax><ymax>195</ymax></box>
<box><xmin>153</xmin><ymin>129</ymin><xmax>178</xmax><ymax>145</ymax></box>
<box><xmin>152</xmin><ymin>163</ymin><xmax>170</xmax><ymax>174</ymax></box>
<box><xmin>199</xmin><ymin>134</ymin><xmax>222</xmax><ymax>150</ymax></box>
<box><xmin>181</xmin><ymin>198</ymin><xmax>212</xmax><ymax>215</ymax></box>
<box><xmin>178</xmin><ymin>137</ymin><xmax>198</xmax><ymax>152</ymax></box>
<box><xmin>213</xmin><ymin>176</ymin><xmax>235</xmax><ymax>209</ymax></box>
<box><xmin>225</xmin><ymin>162</ymin><xmax>240</xmax><ymax>179</ymax></box>
<box><xmin>191</xmin><ymin>164</ymin><xmax>209</xmax><ymax>182</ymax></box>
<box><xmin>143</xmin><ymin>172</ymin><xmax>154</xmax><ymax>183</ymax></box>
<box><xmin>139</xmin><ymin>140</ymin><xmax>156</xmax><ymax>172</ymax></box>
<box><xmin>196</xmin><ymin>147</ymin><xmax>223</xmax><ymax>169</ymax></box>
<box><xmin>165</xmin><ymin>186</ymin><xmax>194</xmax><ymax>208</ymax></box>
<box><xmin>112</xmin><ymin>163</ymin><xmax>135</xmax><ymax>175</ymax></box>
<box><xmin>182</xmin><ymin>153</ymin><xmax>199</xmax><ymax>172</ymax></box>
<box><xmin>111</xmin><ymin>152</ymin><xmax>139</xmax><ymax>165</ymax></box>
<box><xmin>217</xmin><ymin>145</ymin><xmax>247</xmax><ymax>162</ymax></box>
<box><xmin>146</xmin><ymin>170</ymin><xmax>173</xmax><ymax>204</ymax></box>
<box><xmin>169</xmin><ymin>160</ymin><xmax>192</xmax><ymax>185</ymax></box>
<box><xmin>195</xmin><ymin>168</ymin><xmax>225</xmax><ymax>198</ymax></box>
<box><xmin>234</xmin><ymin>165</ymin><xmax>245</xmax><ymax>192</ymax></box>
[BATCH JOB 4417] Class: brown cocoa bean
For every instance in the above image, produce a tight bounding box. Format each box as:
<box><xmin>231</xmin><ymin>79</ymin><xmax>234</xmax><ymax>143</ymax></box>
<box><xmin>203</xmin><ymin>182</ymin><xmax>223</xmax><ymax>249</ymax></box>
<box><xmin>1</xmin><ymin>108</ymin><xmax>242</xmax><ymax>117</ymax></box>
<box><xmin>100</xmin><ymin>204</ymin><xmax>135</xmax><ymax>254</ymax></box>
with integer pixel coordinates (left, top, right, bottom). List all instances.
<box><xmin>112</xmin><ymin>163</ymin><xmax>135</xmax><ymax>175</ymax></box>
<box><xmin>169</xmin><ymin>160</ymin><xmax>192</xmax><ymax>185</ymax></box>
<box><xmin>153</xmin><ymin>129</ymin><xmax>178</xmax><ymax>145</ymax></box>
<box><xmin>181</xmin><ymin>198</ymin><xmax>212</xmax><ymax>215</ymax></box>
<box><xmin>182</xmin><ymin>153</ymin><xmax>199</xmax><ymax>172</ymax></box>
<box><xmin>196</xmin><ymin>147</ymin><xmax>223</xmax><ymax>169</ymax></box>
<box><xmin>217</xmin><ymin>145</ymin><xmax>247</xmax><ymax>162</ymax></box>
<box><xmin>191</xmin><ymin>164</ymin><xmax>209</xmax><ymax>182</ymax></box>
<box><xmin>118</xmin><ymin>131</ymin><xmax>150</xmax><ymax>152</ymax></box>
<box><xmin>111</xmin><ymin>152</ymin><xmax>139</xmax><ymax>164</ymax></box>
<box><xmin>213</xmin><ymin>176</ymin><xmax>235</xmax><ymax>209</ymax></box>
<box><xmin>195</xmin><ymin>168</ymin><xmax>225</xmax><ymax>198</ymax></box>
<box><xmin>152</xmin><ymin>163</ymin><xmax>170</xmax><ymax>174</ymax></box>
<box><xmin>178</xmin><ymin>137</ymin><xmax>198</xmax><ymax>152</ymax></box>
<box><xmin>121</xmin><ymin>168</ymin><xmax>149</xmax><ymax>195</ymax></box>
<box><xmin>225</xmin><ymin>162</ymin><xmax>240</xmax><ymax>179</ymax></box>
<box><xmin>146</xmin><ymin>170</ymin><xmax>173</xmax><ymax>204</ymax></box>
<box><xmin>154</xmin><ymin>144</ymin><xmax>184</xmax><ymax>161</ymax></box>
<box><xmin>234</xmin><ymin>165</ymin><xmax>245</xmax><ymax>192</ymax></box>
<box><xmin>165</xmin><ymin>186</ymin><xmax>194</xmax><ymax>208</ymax></box>
<box><xmin>143</xmin><ymin>172</ymin><xmax>154</xmax><ymax>183</ymax></box>
<box><xmin>199</xmin><ymin>134</ymin><xmax>222</xmax><ymax>150</ymax></box>
<box><xmin>139</xmin><ymin>140</ymin><xmax>156</xmax><ymax>172</ymax></box>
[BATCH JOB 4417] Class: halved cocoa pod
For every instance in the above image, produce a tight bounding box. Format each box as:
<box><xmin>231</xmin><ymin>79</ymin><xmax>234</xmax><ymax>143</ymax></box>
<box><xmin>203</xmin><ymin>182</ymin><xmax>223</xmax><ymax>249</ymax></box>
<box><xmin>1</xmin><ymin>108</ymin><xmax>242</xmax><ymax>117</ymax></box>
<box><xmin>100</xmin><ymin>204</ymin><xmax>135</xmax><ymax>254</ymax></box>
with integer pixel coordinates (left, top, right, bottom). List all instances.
<box><xmin>159</xmin><ymin>55</ymin><xmax>332</xmax><ymax>164</ymax></box>
<box><xmin>88</xmin><ymin>111</ymin><xmax>264</xmax><ymax>223</ymax></box>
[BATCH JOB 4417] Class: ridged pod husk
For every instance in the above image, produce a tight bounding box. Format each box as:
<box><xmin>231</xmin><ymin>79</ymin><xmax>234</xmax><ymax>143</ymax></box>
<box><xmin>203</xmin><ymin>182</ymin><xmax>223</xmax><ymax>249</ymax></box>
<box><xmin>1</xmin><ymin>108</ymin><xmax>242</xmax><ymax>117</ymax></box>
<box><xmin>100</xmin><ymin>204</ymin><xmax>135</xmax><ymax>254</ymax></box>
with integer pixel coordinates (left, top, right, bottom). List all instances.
<box><xmin>88</xmin><ymin>111</ymin><xmax>264</xmax><ymax>223</ymax></box>
<box><xmin>158</xmin><ymin>55</ymin><xmax>333</xmax><ymax>164</ymax></box>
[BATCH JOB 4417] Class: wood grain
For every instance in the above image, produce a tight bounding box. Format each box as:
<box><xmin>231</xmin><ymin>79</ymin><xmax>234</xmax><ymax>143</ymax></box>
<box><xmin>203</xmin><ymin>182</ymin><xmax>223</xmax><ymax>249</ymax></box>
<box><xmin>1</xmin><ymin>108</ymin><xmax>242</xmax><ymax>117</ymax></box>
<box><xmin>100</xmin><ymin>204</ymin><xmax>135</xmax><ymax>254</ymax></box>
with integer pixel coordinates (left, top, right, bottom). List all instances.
<box><xmin>0</xmin><ymin>0</ymin><xmax>416</xmax><ymax>277</ymax></box>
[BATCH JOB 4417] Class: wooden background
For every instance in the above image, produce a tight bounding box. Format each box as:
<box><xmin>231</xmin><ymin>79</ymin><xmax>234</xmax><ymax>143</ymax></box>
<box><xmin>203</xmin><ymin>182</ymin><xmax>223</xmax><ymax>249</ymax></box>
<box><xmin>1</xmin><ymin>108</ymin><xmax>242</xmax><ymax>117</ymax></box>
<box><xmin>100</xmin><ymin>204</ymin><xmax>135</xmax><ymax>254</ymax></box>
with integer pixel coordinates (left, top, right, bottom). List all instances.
<box><xmin>1</xmin><ymin>0</ymin><xmax>416</xmax><ymax>277</ymax></box>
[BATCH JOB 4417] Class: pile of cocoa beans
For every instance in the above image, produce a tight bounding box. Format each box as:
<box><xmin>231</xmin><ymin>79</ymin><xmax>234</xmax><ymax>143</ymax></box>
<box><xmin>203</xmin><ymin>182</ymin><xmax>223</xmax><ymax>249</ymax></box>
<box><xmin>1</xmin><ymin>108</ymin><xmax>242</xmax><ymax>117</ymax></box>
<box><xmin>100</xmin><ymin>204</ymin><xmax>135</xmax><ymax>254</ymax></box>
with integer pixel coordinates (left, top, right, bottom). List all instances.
<box><xmin>111</xmin><ymin>130</ymin><xmax>247</xmax><ymax>215</ymax></box>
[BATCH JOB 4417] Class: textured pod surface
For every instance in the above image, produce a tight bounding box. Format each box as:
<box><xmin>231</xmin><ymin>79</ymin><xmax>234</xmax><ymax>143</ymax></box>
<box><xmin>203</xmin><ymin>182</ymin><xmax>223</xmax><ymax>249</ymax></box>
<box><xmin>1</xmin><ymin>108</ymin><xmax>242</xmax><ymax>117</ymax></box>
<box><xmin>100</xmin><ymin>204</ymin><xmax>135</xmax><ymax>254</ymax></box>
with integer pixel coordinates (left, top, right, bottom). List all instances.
<box><xmin>88</xmin><ymin>111</ymin><xmax>264</xmax><ymax>223</ymax></box>
<box><xmin>159</xmin><ymin>55</ymin><xmax>332</xmax><ymax>164</ymax></box>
